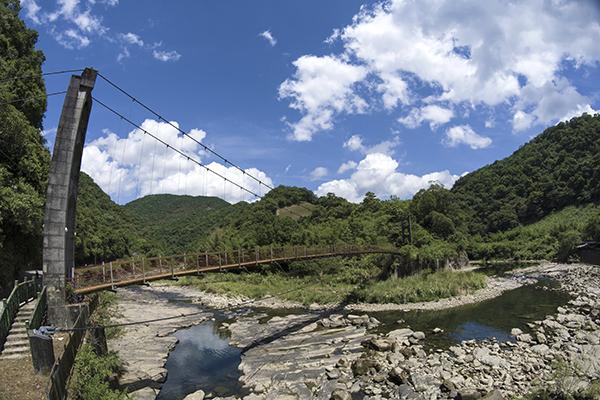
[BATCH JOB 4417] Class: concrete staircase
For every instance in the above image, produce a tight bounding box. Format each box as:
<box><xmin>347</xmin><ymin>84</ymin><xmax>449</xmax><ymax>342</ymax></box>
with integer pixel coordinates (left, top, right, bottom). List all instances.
<box><xmin>0</xmin><ymin>301</ymin><xmax>35</xmax><ymax>360</ymax></box>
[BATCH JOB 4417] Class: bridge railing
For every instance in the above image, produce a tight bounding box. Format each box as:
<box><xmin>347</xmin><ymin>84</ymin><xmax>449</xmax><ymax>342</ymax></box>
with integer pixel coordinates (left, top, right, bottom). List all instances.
<box><xmin>0</xmin><ymin>278</ymin><xmax>38</xmax><ymax>351</ymax></box>
<box><xmin>27</xmin><ymin>286</ymin><xmax>48</xmax><ymax>330</ymax></box>
<box><xmin>72</xmin><ymin>244</ymin><xmax>398</xmax><ymax>293</ymax></box>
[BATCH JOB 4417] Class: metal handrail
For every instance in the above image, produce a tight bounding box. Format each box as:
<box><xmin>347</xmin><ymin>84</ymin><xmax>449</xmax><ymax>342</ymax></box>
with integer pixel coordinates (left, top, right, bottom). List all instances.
<box><xmin>0</xmin><ymin>279</ymin><xmax>37</xmax><ymax>351</ymax></box>
<box><xmin>27</xmin><ymin>286</ymin><xmax>48</xmax><ymax>330</ymax></box>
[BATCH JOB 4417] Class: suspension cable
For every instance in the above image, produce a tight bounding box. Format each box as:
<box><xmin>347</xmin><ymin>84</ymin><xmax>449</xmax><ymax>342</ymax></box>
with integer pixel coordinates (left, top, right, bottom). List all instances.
<box><xmin>97</xmin><ymin>72</ymin><xmax>272</xmax><ymax>190</ymax></box>
<box><xmin>93</xmin><ymin>95</ymin><xmax>262</xmax><ymax>199</ymax></box>
<box><xmin>0</xmin><ymin>68</ymin><xmax>84</xmax><ymax>86</ymax></box>
<box><xmin>0</xmin><ymin>91</ymin><xmax>67</xmax><ymax>107</ymax></box>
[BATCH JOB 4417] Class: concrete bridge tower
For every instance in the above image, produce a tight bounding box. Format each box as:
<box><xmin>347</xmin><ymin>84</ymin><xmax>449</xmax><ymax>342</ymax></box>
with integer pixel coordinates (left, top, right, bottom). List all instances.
<box><xmin>43</xmin><ymin>68</ymin><xmax>96</xmax><ymax>326</ymax></box>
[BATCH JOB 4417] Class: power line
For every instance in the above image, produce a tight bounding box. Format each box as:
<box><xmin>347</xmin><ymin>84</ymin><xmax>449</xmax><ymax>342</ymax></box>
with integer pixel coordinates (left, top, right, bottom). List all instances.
<box><xmin>96</xmin><ymin>72</ymin><xmax>317</xmax><ymax>216</ymax></box>
<box><xmin>0</xmin><ymin>90</ymin><xmax>67</xmax><ymax>107</ymax></box>
<box><xmin>0</xmin><ymin>68</ymin><xmax>84</xmax><ymax>86</ymax></box>
<box><xmin>92</xmin><ymin>95</ymin><xmax>263</xmax><ymax>199</ymax></box>
<box><xmin>93</xmin><ymin>96</ymin><xmax>312</xmax><ymax>219</ymax></box>
<box><xmin>97</xmin><ymin>72</ymin><xmax>272</xmax><ymax>191</ymax></box>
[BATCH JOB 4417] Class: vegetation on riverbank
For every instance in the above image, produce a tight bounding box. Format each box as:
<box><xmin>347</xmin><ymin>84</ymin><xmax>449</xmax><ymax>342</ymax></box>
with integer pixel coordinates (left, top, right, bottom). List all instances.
<box><xmin>353</xmin><ymin>269</ymin><xmax>487</xmax><ymax>304</ymax></box>
<box><xmin>66</xmin><ymin>292</ymin><xmax>126</xmax><ymax>399</ymax></box>
<box><xmin>69</xmin><ymin>344</ymin><xmax>126</xmax><ymax>400</ymax></box>
<box><xmin>167</xmin><ymin>257</ymin><xmax>487</xmax><ymax>306</ymax></box>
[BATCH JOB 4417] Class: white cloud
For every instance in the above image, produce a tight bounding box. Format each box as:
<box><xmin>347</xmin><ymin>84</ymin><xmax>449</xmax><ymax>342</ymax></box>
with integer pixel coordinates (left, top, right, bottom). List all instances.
<box><xmin>512</xmin><ymin>110</ymin><xmax>535</xmax><ymax>132</ymax></box>
<box><xmin>20</xmin><ymin>0</ymin><xmax>41</xmax><ymax>24</ymax></box>
<box><xmin>398</xmin><ymin>105</ymin><xmax>454</xmax><ymax>130</ymax></box>
<box><xmin>337</xmin><ymin>160</ymin><xmax>357</xmax><ymax>174</ymax></box>
<box><xmin>343</xmin><ymin>134</ymin><xmax>399</xmax><ymax>156</ymax></box>
<box><xmin>54</xmin><ymin>28</ymin><xmax>90</xmax><ymax>49</ymax></box>
<box><xmin>560</xmin><ymin>104</ymin><xmax>599</xmax><ymax>122</ymax></box>
<box><xmin>259</xmin><ymin>30</ymin><xmax>277</xmax><ymax>46</ymax></box>
<box><xmin>119</xmin><ymin>32</ymin><xmax>144</xmax><ymax>46</ymax></box>
<box><xmin>281</xmin><ymin>0</ymin><xmax>600</xmax><ymax>137</ymax></box>
<box><xmin>153</xmin><ymin>49</ymin><xmax>182</xmax><ymax>62</ymax></box>
<box><xmin>81</xmin><ymin>119</ymin><xmax>273</xmax><ymax>204</ymax></box>
<box><xmin>343</xmin><ymin>135</ymin><xmax>364</xmax><ymax>152</ymax></box>
<box><xmin>309</xmin><ymin>166</ymin><xmax>328</xmax><ymax>181</ymax></box>
<box><xmin>279</xmin><ymin>55</ymin><xmax>368</xmax><ymax>141</ymax></box>
<box><xmin>444</xmin><ymin>125</ymin><xmax>492</xmax><ymax>149</ymax></box>
<box><xmin>317</xmin><ymin>152</ymin><xmax>460</xmax><ymax>202</ymax></box>
<box><xmin>116</xmin><ymin>47</ymin><xmax>130</xmax><ymax>62</ymax></box>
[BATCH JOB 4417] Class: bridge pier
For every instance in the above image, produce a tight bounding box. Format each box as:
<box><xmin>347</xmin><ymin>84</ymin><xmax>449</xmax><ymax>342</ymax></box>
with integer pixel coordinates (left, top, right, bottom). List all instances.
<box><xmin>43</xmin><ymin>68</ymin><xmax>96</xmax><ymax>327</ymax></box>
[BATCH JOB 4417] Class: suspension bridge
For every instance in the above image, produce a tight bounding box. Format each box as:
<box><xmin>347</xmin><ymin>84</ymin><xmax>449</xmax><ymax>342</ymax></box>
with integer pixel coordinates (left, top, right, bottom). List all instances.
<box><xmin>0</xmin><ymin>67</ymin><xmax>414</xmax><ymax>398</ymax></box>
<box><xmin>72</xmin><ymin>244</ymin><xmax>402</xmax><ymax>294</ymax></box>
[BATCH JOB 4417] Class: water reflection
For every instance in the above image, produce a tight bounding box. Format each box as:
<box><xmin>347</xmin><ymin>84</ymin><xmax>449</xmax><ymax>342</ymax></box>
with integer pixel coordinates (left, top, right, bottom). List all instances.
<box><xmin>157</xmin><ymin>321</ymin><xmax>245</xmax><ymax>400</ymax></box>
<box><xmin>372</xmin><ymin>279</ymin><xmax>570</xmax><ymax>348</ymax></box>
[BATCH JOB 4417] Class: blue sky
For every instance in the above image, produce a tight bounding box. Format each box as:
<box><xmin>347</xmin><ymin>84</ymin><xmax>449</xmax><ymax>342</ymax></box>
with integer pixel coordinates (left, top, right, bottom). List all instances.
<box><xmin>21</xmin><ymin>0</ymin><xmax>600</xmax><ymax>204</ymax></box>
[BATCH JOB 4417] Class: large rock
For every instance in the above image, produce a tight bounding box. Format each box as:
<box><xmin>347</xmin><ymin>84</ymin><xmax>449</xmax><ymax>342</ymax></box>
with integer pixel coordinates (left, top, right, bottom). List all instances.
<box><xmin>183</xmin><ymin>390</ymin><xmax>205</xmax><ymax>400</ymax></box>
<box><xmin>330</xmin><ymin>389</ymin><xmax>351</xmax><ymax>400</ymax></box>
<box><xmin>481</xmin><ymin>390</ymin><xmax>504</xmax><ymax>400</ymax></box>
<box><xmin>472</xmin><ymin>348</ymin><xmax>505</xmax><ymax>367</ymax></box>
<box><xmin>388</xmin><ymin>367</ymin><xmax>408</xmax><ymax>385</ymax></box>
<box><xmin>352</xmin><ymin>358</ymin><xmax>378</xmax><ymax>376</ymax></box>
<box><xmin>387</xmin><ymin>328</ymin><xmax>414</xmax><ymax>339</ymax></box>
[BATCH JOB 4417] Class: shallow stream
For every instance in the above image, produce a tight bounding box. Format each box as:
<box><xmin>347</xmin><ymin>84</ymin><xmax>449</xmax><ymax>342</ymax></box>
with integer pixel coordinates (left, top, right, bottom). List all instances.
<box><xmin>157</xmin><ymin>277</ymin><xmax>570</xmax><ymax>399</ymax></box>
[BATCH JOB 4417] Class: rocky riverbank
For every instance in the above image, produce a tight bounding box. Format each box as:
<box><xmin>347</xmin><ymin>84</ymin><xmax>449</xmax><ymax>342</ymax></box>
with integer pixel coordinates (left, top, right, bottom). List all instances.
<box><xmin>110</xmin><ymin>262</ymin><xmax>599</xmax><ymax>400</ymax></box>
<box><xmin>291</xmin><ymin>263</ymin><xmax>599</xmax><ymax>400</ymax></box>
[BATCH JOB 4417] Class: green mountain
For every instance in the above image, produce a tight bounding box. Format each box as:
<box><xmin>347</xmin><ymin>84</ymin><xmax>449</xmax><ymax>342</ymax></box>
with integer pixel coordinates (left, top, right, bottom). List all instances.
<box><xmin>75</xmin><ymin>173</ymin><xmax>139</xmax><ymax>265</ymax></box>
<box><xmin>123</xmin><ymin>194</ymin><xmax>233</xmax><ymax>255</ymax></box>
<box><xmin>452</xmin><ymin>113</ymin><xmax>600</xmax><ymax>234</ymax></box>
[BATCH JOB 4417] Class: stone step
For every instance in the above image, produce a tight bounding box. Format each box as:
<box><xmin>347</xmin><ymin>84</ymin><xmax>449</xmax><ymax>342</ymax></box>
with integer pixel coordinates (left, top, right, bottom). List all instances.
<box><xmin>1</xmin><ymin>345</ymin><xmax>30</xmax><ymax>355</ymax></box>
<box><xmin>0</xmin><ymin>352</ymin><xmax>28</xmax><ymax>360</ymax></box>
<box><xmin>8</xmin><ymin>327</ymin><xmax>27</xmax><ymax>336</ymax></box>
<box><xmin>5</xmin><ymin>337</ymin><xmax>29</xmax><ymax>347</ymax></box>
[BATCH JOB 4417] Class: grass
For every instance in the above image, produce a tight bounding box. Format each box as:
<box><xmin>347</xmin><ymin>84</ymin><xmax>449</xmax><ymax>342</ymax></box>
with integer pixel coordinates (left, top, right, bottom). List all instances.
<box><xmin>165</xmin><ymin>258</ymin><xmax>488</xmax><ymax>306</ymax></box>
<box><xmin>353</xmin><ymin>269</ymin><xmax>487</xmax><ymax>304</ymax></box>
<box><xmin>276</xmin><ymin>201</ymin><xmax>317</xmax><ymax>220</ymax></box>
<box><xmin>170</xmin><ymin>272</ymin><xmax>355</xmax><ymax>305</ymax></box>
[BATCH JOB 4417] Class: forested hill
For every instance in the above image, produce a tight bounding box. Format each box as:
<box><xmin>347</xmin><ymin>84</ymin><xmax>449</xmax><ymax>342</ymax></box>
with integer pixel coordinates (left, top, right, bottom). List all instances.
<box><xmin>75</xmin><ymin>173</ymin><xmax>140</xmax><ymax>265</ymax></box>
<box><xmin>123</xmin><ymin>194</ymin><xmax>233</xmax><ymax>255</ymax></box>
<box><xmin>452</xmin><ymin>114</ymin><xmax>600</xmax><ymax>234</ymax></box>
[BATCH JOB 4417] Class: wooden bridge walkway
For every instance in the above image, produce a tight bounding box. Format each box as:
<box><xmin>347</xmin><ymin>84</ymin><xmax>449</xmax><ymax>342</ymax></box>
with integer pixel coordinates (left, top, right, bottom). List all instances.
<box><xmin>73</xmin><ymin>244</ymin><xmax>400</xmax><ymax>294</ymax></box>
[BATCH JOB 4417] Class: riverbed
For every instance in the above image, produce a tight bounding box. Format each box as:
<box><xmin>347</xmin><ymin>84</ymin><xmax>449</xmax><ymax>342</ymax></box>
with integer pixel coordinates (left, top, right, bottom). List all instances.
<box><xmin>108</xmin><ymin>263</ymin><xmax>598</xmax><ymax>400</ymax></box>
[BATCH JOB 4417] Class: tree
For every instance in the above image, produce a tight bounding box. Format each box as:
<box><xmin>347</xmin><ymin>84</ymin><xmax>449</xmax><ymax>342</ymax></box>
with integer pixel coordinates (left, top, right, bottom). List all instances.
<box><xmin>0</xmin><ymin>0</ymin><xmax>48</xmax><ymax>295</ymax></box>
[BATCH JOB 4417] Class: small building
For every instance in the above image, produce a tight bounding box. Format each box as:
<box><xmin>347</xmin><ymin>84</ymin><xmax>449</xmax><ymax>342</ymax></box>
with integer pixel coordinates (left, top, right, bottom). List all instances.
<box><xmin>576</xmin><ymin>242</ymin><xmax>600</xmax><ymax>266</ymax></box>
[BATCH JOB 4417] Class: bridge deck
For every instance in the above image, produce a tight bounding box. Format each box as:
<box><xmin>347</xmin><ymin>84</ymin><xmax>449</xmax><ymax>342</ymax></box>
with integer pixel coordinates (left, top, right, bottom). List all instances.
<box><xmin>73</xmin><ymin>245</ymin><xmax>400</xmax><ymax>294</ymax></box>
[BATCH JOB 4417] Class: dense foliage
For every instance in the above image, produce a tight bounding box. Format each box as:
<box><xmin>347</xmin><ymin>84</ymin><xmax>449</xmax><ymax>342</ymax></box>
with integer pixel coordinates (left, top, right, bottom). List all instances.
<box><xmin>123</xmin><ymin>193</ymin><xmax>231</xmax><ymax>256</ymax></box>
<box><xmin>453</xmin><ymin>114</ymin><xmax>600</xmax><ymax>233</ymax></box>
<box><xmin>0</xmin><ymin>0</ymin><xmax>49</xmax><ymax>295</ymax></box>
<box><xmin>75</xmin><ymin>173</ymin><xmax>140</xmax><ymax>265</ymax></box>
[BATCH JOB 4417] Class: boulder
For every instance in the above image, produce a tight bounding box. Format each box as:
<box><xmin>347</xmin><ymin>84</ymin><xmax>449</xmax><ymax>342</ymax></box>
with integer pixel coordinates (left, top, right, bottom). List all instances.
<box><xmin>365</xmin><ymin>338</ymin><xmax>393</xmax><ymax>352</ymax></box>
<box><xmin>481</xmin><ymin>390</ymin><xmax>504</xmax><ymax>400</ymax></box>
<box><xmin>351</xmin><ymin>358</ymin><xmax>378</xmax><ymax>376</ymax></box>
<box><xmin>183</xmin><ymin>390</ymin><xmax>205</xmax><ymax>400</ymax></box>
<box><xmin>412</xmin><ymin>331</ymin><xmax>426</xmax><ymax>340</ymax></box>
<box><xmin>387</xmin><ymin>328</ymin><xmax>414</xmax><ymax>339</ymax></box>
<box><xmin>388</xmin><ymin>367</ymin><xmax>408</xmax><ymax>385</ymax></box>
<box><xmin>330</xmin><ymin>389</ymin><xmax>351</xmax><ymax>400</ymax></box>
<box><xmin>510</xmin><ymin>328</ymin><xmax>523</xmax><ymax>336</ymax></box>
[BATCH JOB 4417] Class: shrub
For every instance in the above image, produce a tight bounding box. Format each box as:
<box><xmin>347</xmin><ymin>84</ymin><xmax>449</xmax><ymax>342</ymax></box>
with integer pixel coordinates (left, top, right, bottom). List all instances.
<box><xmin>70</xmin><ymin>344</ymin><xmax>125</xmax><ymax>400</ymax></box>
